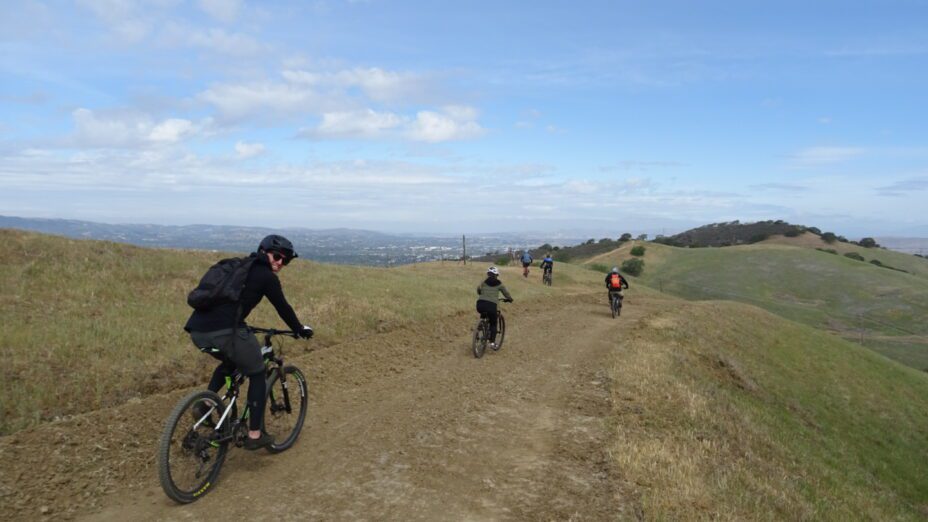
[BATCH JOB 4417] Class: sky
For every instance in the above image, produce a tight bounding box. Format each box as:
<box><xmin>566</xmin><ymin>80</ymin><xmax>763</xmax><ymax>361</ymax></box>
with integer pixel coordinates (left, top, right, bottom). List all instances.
<box><xmin>1</xmin><ymin>0</ymin><xmax>927</xmax><ymax>237</ymax></box>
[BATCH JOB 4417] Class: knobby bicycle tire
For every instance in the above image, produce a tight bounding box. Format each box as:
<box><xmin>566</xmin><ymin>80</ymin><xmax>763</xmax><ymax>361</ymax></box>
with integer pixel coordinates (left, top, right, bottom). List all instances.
<box><xmin>493</xmin><ymin>313</ymin><xmax>506</xmax><ymax>350</ymax></box>
<box><xmin>264</xmin><ymin>365</ymin><xmax>309</xmax><ymax>453</ymax></box>
<box><xmin>158</xmin><ymin>390</ymin><xmax>229</xmax><ymax>504</ymax></box>
<box><xmin>611</xmin><ymin>297</ymin><xmax>619</xmax><ymax>319</ymax></box>
<box><xmin>472</xmin><ymin>318</ymin><xmax>488</xmax><ymax>358</ymax></box>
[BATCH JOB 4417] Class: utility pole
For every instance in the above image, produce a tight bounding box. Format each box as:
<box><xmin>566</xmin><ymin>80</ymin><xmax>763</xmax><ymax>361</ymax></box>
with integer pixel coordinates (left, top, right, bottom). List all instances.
<box><xmin>462</xmin><ymin>234</ymin><xmax>466</xmax><ymax>265</ymax></box>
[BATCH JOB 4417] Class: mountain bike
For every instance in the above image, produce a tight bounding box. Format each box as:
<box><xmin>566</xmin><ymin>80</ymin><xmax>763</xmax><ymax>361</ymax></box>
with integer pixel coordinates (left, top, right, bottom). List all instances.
<box><xmin>610</xmin><ymin>292</ymin><xmax>624</xmax><ymax>319</ymax></box>
<box><xmin>472</xmin><ymin>301</ymin><xmax>509</xmax><ymax>358</ymax></box>
<box><xmin>542</xmin><ymin>268</ymin><xmax>552</xmax><ymax>286</ymax></box>
<box><xmin>158</xmin><ymin>327</ymin><xmax>309</xmax><ymax>503</ymax></box>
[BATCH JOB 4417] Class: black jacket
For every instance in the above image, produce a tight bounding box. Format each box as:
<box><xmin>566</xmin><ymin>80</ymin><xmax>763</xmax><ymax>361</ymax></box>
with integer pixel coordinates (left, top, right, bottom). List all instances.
<box><xmin>185</xmin><ymin>253</ymin><xmax>303</xmax><ymax>333</ymax></box>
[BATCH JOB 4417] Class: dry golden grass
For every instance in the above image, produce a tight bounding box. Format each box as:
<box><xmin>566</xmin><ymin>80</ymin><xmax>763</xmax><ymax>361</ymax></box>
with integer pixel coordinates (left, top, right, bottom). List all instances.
<box><xmin>0</xmin><ymin>229</ymin><xmax>601</xmax><ymax>434</ymax></box>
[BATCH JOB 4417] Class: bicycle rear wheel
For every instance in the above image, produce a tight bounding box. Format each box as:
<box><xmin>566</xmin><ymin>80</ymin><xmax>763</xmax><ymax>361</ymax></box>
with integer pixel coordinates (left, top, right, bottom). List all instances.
<box><xmin>472</xmin><ymin>319</ymin><xmax>488</xmax><ymax>358</ymax></box>
<box><xmin>611</xmin><ymin>296</ymin><xmax>618</xmax><ymax>319</ymax></box>
<box><xmin>158</xmin><ymin>390</ymin><xmax>229</xmax><ymax>504</ymax></box>
<box><xmin>264</xmin><ymin>365</ymin><xmax>309</xmax><ymax>453</ymax></box>
<box><xmin>493</xmin><ymin>313</ymin><xmax>506</xmax><ymax>350</ymax></box>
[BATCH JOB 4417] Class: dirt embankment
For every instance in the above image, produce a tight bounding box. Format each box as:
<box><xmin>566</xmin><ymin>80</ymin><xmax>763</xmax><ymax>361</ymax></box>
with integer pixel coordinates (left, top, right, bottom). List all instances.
<box><xmin>1</xmin><ymin>292</ymin><xmax>649</xmax><ymax>521</ymax></box>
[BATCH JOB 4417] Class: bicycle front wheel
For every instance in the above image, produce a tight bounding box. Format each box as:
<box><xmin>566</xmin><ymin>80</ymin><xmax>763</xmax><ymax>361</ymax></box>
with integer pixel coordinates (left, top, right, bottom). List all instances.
<box><xmin>472</xmin><ymin>319</ymin><xmax>487</xmax><ymax>358</ymax></box>
<box><xmin>493</xmin><ymin>313</ymin><xmax>506</xmax><ymax>350</ymax></box>
<box><xmin>158</xmin><ymin>390</ymin><xmax>229</xmax><ymax>504</ymax></box>
<box><xmin>264</xmin><ymin>365</ymin><xmax>309</xmax><ymax>453</ymax></box>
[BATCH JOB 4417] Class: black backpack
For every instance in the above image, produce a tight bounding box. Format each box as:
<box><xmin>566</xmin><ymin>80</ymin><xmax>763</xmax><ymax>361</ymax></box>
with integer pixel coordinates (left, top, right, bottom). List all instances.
<box><xmin>187</xmin><ymin>255</ymin><xmax>258</xmax><ymax>310</ymax></box>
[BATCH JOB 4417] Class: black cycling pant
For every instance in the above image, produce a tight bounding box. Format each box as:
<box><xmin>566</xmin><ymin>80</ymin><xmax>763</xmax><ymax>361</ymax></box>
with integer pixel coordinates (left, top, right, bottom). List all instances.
<box><xmin>206</xmin><ymin>356</ymin><xmax>266</xmax><ymax>431</ymax></box>
<box><xmin>476</xmin><ymin>300</ymin><xmax>499</xmax><ymax>342</ymax></box>
<box><xmin>191</xmin><ymin>328</ymin><xmax>267</xmax><ymax>431</ymax></box>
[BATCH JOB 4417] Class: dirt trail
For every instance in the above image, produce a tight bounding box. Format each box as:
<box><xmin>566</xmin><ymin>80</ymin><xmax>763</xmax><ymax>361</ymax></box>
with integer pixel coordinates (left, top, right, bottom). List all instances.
<box><xmin>3</xmin><ymin>292</ymin><xmax>651</xmax><ymax>521</ymax></box>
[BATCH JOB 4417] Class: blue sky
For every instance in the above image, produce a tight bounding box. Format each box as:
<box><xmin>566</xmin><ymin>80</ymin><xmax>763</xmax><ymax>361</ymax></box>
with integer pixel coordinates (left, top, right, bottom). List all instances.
<box><xmin>1</xmin><ymin>0</ymin><xmax>927</xmax><ymax>237</ymax></box>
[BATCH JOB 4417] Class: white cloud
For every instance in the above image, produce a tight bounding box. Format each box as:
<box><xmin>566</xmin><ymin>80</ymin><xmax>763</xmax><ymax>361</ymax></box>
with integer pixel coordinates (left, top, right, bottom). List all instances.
<box><xmin>182</xmin><ymin>27</ymin><xmax>267</xmax><ymax>55</ymax></box>
<box><xmin>282</xmin><ymin>67</ymin><xmax>428</xmax><ymax>103</ymax></box>
<box><xmin>199</xmin><ymin>81</ymin><xmax>329</xmax><ymax>120</ymax></box>
<box><xmin>790</xmin><ymin>146</ymin><xmax>865</xmax><ymax>165</ymax></box>
<box><xmin>406</xmin><ymin>107</ymin><xmax>484</xmax><ymax>142</ymax></box>
<box><xmin>71</xmin><ymin>108</ymin><xmax>209</xmax><ymax>147</ymax></box>
<box><xmin>315</xmin><ymin>109</ymin><xmax>405</xmax><ymax>138</ymax></box>
<box><xmin>76</xmin><ymin>0</ymin><xmax>154</xmax><ymax>43</ymax></box>
<box><xmin>197</xmin><ymin>0</ymin><xmax>243</xmax><ymax>23</ymax></box>
<box><xmin>235</xmin><ymin>141</ymin><xmax>265</xmax><ymax>158</ymax></box>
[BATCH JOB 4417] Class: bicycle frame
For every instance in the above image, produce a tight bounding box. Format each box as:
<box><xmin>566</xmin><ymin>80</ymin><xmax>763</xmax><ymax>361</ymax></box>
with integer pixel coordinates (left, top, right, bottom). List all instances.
<box><xmin>193</xmin><ymin>328</ymin><xmax>296</xmax><ymax>440</ymax></box>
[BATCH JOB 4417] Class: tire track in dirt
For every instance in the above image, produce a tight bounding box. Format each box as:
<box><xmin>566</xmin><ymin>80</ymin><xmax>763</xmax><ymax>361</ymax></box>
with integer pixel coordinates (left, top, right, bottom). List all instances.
<box><xmin>5</xmin><ymin>292</ymin><xmax>651</xmax><ymax>521</ymax></box>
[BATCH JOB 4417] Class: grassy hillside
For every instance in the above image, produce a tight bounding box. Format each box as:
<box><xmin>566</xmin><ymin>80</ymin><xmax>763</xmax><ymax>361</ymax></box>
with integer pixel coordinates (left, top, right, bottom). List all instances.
<box><xmin>0</xmin><ymin>229</ymin><xmax>601</xmax><ymax>435</ymax></box>
<box><xmin>589</xmin><ymin>241</ymin><xmax>928</xmax><ymax>370</ymax></box>
<box><xmin>761</xmin><ymin>233</ymin><xmax>928</xmax><ymax>279</ymax></box>
<box><xmin>612</xmin><ymin>300</ymin><xmax>928</xmax><ymax>520</ymax></box>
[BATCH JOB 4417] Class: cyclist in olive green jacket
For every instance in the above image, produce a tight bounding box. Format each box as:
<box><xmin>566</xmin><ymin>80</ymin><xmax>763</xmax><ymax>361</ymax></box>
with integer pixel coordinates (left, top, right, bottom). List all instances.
<box><xmin>477</xmin><ymin>266</ymin><xmax>513</xmax><ymax>349</ymax></box>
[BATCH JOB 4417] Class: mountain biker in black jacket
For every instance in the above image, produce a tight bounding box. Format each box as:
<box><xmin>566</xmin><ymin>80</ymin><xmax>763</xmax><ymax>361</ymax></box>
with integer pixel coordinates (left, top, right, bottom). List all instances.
<box><xmin>185</xmin><ymin>234</ymin><xmax>313</xmax><ymax>450</ymax></box>
<box><xmin>477</xmin><ymin>266</ymin><xmax>513</xmax><ymax>349</ymax></box>
<box><xmin>605</xmin><ymin>266</ymin><xmax>629</xmax><ymax>305</ymax></box>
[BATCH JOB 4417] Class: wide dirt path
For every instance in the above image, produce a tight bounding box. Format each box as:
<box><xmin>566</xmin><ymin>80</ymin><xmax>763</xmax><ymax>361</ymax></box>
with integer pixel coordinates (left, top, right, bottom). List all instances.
<box><xmin>9</xmin><ymin>292</ymin><xmax>650</xmax><ymax>521</ymax></box>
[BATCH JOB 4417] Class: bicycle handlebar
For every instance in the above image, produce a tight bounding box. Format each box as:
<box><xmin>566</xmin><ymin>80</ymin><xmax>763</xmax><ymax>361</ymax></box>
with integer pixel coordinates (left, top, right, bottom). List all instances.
<box><xmin>248</xmin><ymin>326</ymin><xmax>300</xmax><ymax>338</ymax></box>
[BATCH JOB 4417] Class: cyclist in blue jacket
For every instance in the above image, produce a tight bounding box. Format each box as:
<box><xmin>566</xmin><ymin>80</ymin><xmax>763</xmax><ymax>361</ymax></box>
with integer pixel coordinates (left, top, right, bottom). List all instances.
<box><xmin>520</xmin><ymin>250</ymin><xmax>533</xmax><ymax>278</ymax></box>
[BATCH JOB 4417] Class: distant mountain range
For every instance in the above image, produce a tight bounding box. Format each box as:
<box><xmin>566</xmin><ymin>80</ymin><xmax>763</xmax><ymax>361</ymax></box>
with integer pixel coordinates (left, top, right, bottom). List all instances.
<box><xmin>0</xmin><ymin>215</ymin><xmax>586</xmax><ymax>266</ymax></box>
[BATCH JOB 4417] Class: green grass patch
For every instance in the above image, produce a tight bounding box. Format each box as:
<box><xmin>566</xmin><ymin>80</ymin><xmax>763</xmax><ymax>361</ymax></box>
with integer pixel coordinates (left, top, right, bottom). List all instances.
<box><xmin>612</xmin><ymin>300</ymin><xmax>928</xmax><ymax>520</ymax></box>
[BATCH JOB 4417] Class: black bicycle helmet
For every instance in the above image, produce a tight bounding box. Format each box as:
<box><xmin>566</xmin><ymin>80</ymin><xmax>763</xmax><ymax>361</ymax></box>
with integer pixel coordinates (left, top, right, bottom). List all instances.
<box><xmin>258</xmin><ymin>234</ymin><xmax>298</xmax><ymax>262</ymax></box>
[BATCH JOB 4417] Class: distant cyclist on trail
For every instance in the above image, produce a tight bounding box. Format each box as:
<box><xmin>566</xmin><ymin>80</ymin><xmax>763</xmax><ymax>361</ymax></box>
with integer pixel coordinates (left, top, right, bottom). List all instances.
<box><xmin>540</xmin><ymin>253</ymin><xmax>554</xmax><ymax>277</ymax></box>
<box><xmin>520</xmin><ymin>250</ymin><xmax>533</xmax><ymax>278</ymax></box>
<box><xmin>605</xmin><ymin>266</ymin><xmax>629</xmax><ymax>305</ymax></box>
<box><xmin>184</xmin><ymin>234</ymin><xmax>314</xmax><ymax>450</ymax></box>
<box><xmin>477</xmin><ymin>266</ymin><xmax>513</xmax><ymax>350</ymax></box>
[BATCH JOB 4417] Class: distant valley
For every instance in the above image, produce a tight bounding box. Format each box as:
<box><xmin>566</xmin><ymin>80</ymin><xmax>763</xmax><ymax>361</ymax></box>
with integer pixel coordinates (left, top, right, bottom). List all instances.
<box><xmin>0</xmin><ymin>215</ymin><xmax>585</xmax><ymax>266</ymax></box>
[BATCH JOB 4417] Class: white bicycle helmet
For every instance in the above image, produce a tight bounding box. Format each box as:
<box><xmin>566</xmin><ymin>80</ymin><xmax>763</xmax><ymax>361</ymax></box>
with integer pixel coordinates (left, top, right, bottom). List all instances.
<box><xmin>611</xmin><ymin>266</ymin><xmax>619</xmax><ymax>273</ymax></box>
<box><xmin>487</xmin><ymin>266</ymin><xmax>500</xmax><ymax>276</ymax></box>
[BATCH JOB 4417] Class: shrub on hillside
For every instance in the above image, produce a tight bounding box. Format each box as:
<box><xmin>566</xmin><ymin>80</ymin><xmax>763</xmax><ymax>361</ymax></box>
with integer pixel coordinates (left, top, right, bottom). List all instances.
<box><xmin>553</xmin><ymin>251</ymin><xmax>571</xmax><ymax>262</ymax></box>
<box><xmin>637</xmin><ymin>234</ymin><xmax>649</xmax><ymax>241</ymax></box>
<box><xmin>630</xmin><ymin>245</ymin><xmax>646</xmax><ymax>257</ymax></box>
<box><xmin>844</xmin><ymin>252</ymin><xmax>865</xmax><ymax>261</ymax></box>
<box><xmin>495</xmin><ymin>256</ymin><xmax>510</xmax><ymax>266</ymax></box>
<box><xmin>784</xmin><ymin>229</ymin><xmax>801</xmax><ymax>237</ymax></box>
<box><xmin>869</xmin><ymin>259</ymin><xmax>908</xmax><ymax>273</ymax></box>
<box><xmin>621</xmin><ymin>258</ymin><xmax>644</xmax><ymax>276</ymax></box>
<box><xmin>620</xmin><ymin>233</ymin><xmax>632</xmax><ymax>242</ymax></box>
<box><xmin>821</xmin><ymin>232</ymin><xmax>837</xmax><ymax>243</ymax></box>
<box><xmin>589</xmin><ymin>263</ymin><xmax>610</xmax><ymax>273</ymax></box>
<box><xmin>859</xmin><ymin>237</ymin><xmax>879</xmax><ymax>248</ymax></box>
<box><xmin>816</xmin><ymin>248</ymin><xmax>838</xmax><ymax>255</ymax></box>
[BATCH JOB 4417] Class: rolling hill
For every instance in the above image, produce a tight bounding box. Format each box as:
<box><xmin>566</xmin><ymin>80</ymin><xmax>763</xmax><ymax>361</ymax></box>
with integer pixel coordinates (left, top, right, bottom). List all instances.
<box><xmin>587</xmin><ymin>240</ymin><xmax>928</xmax><ymax>369</ymax></box>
